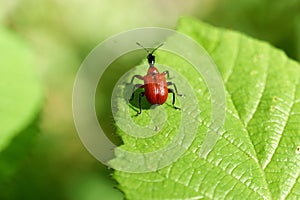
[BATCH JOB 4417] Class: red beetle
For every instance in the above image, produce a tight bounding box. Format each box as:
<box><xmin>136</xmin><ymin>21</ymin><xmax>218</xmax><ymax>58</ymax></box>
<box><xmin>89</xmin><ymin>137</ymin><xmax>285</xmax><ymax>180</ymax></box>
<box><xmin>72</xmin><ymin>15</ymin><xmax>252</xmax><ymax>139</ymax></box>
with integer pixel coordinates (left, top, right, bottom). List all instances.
<box><xmin>129</xmin><ymin>42</ymin><xmax>182</xmax><ymax>115</ymax></box>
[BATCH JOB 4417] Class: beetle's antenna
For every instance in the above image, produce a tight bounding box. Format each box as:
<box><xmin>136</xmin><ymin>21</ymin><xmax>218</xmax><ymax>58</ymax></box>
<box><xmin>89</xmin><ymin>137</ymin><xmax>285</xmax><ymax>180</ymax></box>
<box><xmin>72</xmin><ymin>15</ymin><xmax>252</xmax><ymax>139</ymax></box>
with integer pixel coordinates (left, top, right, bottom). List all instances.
<box><xmin>136</xmin><ymin>42</ymin><xmax>164</xmax><ymax>54</ymax></box>
<box><xmin>136</xmin><ymin>42</ymin><xmax>150</xmax><ymax>53</ymax></box>
<box><xmin>151</xmin><ymin>43</ymin><xmax>164</xmax><ymax>54</ymax></box>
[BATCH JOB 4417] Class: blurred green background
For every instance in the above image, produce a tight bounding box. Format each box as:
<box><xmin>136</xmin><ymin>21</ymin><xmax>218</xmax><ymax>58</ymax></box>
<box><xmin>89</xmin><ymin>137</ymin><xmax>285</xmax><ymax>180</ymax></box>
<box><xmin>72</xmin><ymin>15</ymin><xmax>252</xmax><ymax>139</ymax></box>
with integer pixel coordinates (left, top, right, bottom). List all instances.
<box><xmin>0</xmin><ymin>0</ymin><xmax>299</xmax><ymax>199</ymax></box>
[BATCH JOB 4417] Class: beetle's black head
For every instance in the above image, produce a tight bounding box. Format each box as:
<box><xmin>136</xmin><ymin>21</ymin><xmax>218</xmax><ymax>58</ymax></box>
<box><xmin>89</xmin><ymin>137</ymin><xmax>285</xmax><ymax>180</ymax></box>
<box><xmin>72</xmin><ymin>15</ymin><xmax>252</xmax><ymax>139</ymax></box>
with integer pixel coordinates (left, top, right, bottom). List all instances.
<box><xmin>136</xmin><ymin>42</ymin><xmax>163</xmax><ymax>67</ymax></box>
<box><xmin>147</xmin><ymin>53</ymin><xmax>155</xmax><ymax>66</ymax></box>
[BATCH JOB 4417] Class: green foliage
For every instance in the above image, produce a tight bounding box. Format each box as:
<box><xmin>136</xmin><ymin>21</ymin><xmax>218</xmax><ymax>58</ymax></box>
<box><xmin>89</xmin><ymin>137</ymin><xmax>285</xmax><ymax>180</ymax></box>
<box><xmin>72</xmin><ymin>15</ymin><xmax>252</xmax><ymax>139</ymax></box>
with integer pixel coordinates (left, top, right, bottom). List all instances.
<box><xmin>204</xmin><ymin>0</ymin><xmax>300</xmax><ymax>62</ymax></box>
<box><xmin>0</xmin><ymin>24</ymin><xmax>43</xmax><ymax>179</ymax></box>
<box><xmin>112</xmin><ymin>17</ymin><xmax>300</xmax><ymax>199</ymax></box>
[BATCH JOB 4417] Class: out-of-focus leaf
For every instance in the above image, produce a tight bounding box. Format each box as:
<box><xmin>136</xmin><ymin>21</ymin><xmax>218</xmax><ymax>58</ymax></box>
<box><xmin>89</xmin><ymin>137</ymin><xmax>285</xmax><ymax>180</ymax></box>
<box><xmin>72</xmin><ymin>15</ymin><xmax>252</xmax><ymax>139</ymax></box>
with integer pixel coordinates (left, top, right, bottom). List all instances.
<box><xmin>0</xmin><ymin>24</ymin><xmax>43</xmax><ymax>177</ymax></box>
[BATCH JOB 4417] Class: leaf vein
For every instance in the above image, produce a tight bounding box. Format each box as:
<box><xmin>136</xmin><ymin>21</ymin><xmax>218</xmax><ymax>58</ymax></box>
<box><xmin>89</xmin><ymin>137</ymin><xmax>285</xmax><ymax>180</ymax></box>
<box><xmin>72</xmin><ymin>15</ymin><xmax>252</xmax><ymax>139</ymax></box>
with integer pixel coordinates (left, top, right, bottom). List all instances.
<box><xmin>262</xmin><ymin>57</ymin><xmax>295</xmax><ymax>170</ymax></box>
<box><xmin>244</xmin><ymin>44</ymin><xmax>270</xmax><ymax>126</ymax></box>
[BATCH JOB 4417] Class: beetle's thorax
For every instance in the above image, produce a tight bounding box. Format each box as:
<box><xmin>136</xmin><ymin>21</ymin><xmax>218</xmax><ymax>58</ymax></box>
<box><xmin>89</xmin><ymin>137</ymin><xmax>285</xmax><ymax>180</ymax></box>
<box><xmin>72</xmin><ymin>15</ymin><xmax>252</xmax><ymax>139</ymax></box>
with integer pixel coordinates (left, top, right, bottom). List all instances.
<box><xmin>147</xmin><ymin>66</ymin><xmax>159</xmax><ymax>75</ymax></box>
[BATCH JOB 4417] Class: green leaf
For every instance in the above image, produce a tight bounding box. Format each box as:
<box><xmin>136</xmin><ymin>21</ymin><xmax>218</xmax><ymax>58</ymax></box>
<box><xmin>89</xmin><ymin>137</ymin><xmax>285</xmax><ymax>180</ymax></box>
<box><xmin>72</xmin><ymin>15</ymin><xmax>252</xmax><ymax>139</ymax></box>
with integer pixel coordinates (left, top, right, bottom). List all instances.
<box><xmin>112</xmin><ymin>17</ymin><xmax>300</xmax><ymax>199</ymax></box>
<box><xmin>203</xmin><ymin>0</ymin><xmax>300</xmax><ymax>62</ymax></box>
<box><xmin>0</xmin><ymin>118</ymin><xmax>39</xmax><ymax>181</ymax></box>
<box><xmin>0</xmin><ymin>24</ymin><xmax>43</xmax><ymax>173</ymax></box>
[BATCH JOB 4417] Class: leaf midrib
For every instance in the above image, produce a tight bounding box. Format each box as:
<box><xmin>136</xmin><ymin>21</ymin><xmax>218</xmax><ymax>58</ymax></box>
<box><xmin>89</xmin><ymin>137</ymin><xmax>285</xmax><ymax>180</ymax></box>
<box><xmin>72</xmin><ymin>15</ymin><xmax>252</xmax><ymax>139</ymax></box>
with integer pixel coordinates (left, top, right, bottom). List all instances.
<box><xmin>208</xmin><ymin>29</ymin><xmax>272</xmax><ymax>198</ymax></box>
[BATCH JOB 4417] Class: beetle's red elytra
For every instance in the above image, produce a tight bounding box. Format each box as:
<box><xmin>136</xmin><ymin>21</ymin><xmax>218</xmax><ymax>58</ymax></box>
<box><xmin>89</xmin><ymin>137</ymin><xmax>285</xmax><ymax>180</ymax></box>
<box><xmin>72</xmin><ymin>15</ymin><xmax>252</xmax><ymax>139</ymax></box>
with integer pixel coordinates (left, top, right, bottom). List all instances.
<box><xmin>129</xmin><ymin>42</ymin><xmax>182</xmax><ymax>115</ymax></box>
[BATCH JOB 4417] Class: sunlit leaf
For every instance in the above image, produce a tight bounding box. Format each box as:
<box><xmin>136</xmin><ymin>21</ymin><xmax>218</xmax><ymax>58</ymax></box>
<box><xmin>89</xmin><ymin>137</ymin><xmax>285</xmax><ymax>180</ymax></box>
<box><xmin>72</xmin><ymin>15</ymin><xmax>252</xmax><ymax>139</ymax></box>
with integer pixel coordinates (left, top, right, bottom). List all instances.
<box><xmin>112</xmin><ymin>17</ymin><xmax>300</xmax><ymax>199</ymax></box>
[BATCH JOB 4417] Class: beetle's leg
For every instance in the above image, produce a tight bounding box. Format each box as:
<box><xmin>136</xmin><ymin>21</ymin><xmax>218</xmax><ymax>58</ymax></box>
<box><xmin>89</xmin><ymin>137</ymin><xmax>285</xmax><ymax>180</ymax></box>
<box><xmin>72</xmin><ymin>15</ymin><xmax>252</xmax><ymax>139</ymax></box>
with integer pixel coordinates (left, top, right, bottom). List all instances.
<box><xmin>129</xmin><ymin>75</ymin><xmax>144</xmax><ymax>101</ymax></box>
<box><xmin>130</xmin><ymin>75</ymin><xmax>144</xmax><ymax>84</ymax></box>
<box><xmin>162</xmin><ymin>70</ymin><xmax>170</xmax><ymax>79</ymax></box>
<box><xmin>129</xmin><ymin>84</ymin><xmax>144</xmax><ymax>101</ymax></box>
<box><xmin>137</xmin><ymin>92</ymin><xmax>145</xmax><ymax>115</ymax></box>
<box><xmin>168</xmin><ymin>88</ymin><xmax>180</xmax><ymax>110</ymax></box>
<box><xmin>167</xmin><ymin>82</ymin><xmax>183</xmax><ymax>96</ymax></box>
